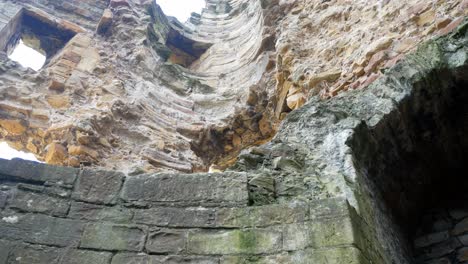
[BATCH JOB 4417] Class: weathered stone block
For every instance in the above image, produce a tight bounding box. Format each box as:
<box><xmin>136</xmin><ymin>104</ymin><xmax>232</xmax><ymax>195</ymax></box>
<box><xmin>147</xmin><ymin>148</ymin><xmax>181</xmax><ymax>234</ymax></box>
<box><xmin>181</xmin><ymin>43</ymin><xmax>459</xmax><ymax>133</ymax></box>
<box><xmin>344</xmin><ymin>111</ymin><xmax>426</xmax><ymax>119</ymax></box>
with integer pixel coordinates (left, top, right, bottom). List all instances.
<box><xmin>61</xmin><ymin>249</ymin><xmax>113</xmax><ymax>264</ymax></box>
<box><xmin>220</xmin><ymin>254</ymin><xmax>291</xmax><ymax>264</ymax></box>
<box><xmin>309</xmin><ymin>197</ymin><xmax>349</xmax><ymax>220</ymax></box>
<box><xmin>283</xmin><ymin>216</ymin><xmax>355</xmax><ymax>251</ymax></box>
<box><xmin>0</xmin><ymin>213</ymin><xmax>84</xmax><ymax>247</ymax></box>
<box><xmin>151</xmin><ymin>255</ymin><xmax>219</xmax><ymax>264</ymax></box>
<box><xmin>111</xmin><ymin>254</ymin><xmax>218</xmax><ymax>264</ymax></box>
<box><xmin>454</xmin><ymin>217</ymin><xmax>468</xmax><ymax>235</ymax></box>
<box><xmin>111</xmin><ymin>253</ymin><xmax>152</xmax><ymax>264</ymax></box>
<box><xmin>216</xmin><ymin>203</ymin><xmax>307</xmax><ymax>228</ymax></box>
<box><xmin>133</xmin><ymin>207</ymin><xmax>215</xmax><ymax>227</ymax></box>
<box><xmin>121</xmin><ymin>172</ymin><xmax>248</xmax><ymax>206</ymax></box>
<box><xmin>459</xmin><ymin>233</ymin><xmax>468</xmax><ymax>246</ymax></box>
<box><xmin>187</xmin><ymin>228</ymin><xmax>282</xmax><ymax>255</ymax></box>
<box><xmin>0</xmin><ymin>239</ymin><xmax>14</xmax><ymax>264</ymax></box>
<box><xmin>289</xmin><ymin>247</ymin><xmax>367</xmax><ymax>264</ymax></box>
<box><xmin>68</xmin><ymin>202</ymin><xmax>133</xmax><ymax>223</ymax></box>
<box><xmin>8</xmin><ymin>243</ymin><xmax>63</xmax><ymax>264</ymax></box>
<box><xmin>80</xmin><ymin>223</ymin><xmax>146</xmax><ymax>251</ymax></box>
<box><xmin>414</xmin><ymin>231</ymin><xmax>450</xmax><ymax>248</ymax></box>
<box><xmin>146</xmin><ymin>229</ymin><xmax>186</xmax><ymax>253</ymax></box>
<box><xmin>72</xmin><ymin>169</ymin><xmax>124</xmax><ymax>205</ymax></box>
<box><xmin>0</xmin><ymin>158</ymin><xmax>78</xmax><ymax>186</ymax></box>
<box><xmin>458</xmin><ymin>247</ymin><xmax>468</xmax><ymax>262</ymax></box>
<box><xmin>97</xmin><ymin>9</ymin><xmax>113</xmax><ymax>34</ymax></box>
<box><xmin>9</xmin><ymin>190</ymin><xmax>70</xmax><ymax>217</ymax></box>
<box><xmin>0</xmin><ymin>191</ymin><xmax>7</xmax><ymax>209</ymax></box>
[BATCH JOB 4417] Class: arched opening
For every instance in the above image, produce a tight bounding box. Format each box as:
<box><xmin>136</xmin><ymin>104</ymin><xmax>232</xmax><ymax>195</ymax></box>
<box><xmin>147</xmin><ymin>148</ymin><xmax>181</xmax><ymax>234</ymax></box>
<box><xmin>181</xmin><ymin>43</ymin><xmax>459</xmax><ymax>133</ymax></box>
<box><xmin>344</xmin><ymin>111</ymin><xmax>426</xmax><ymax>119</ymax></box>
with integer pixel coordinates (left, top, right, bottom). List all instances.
<box><xmin>350</xmin><ymin>63</ymin><xmax>468</xmax><ymax>263</ymax></box>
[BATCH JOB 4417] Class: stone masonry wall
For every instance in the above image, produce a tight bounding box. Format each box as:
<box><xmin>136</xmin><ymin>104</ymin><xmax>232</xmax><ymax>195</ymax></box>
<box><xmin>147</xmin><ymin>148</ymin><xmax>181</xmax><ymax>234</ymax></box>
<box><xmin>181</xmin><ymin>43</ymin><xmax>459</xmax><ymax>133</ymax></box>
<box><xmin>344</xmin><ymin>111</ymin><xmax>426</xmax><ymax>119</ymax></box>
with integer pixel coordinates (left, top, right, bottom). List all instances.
<box><xmin>0</xmin><ymin>158</ymin><xmax>368</xmax><ymax>264</ymax></box>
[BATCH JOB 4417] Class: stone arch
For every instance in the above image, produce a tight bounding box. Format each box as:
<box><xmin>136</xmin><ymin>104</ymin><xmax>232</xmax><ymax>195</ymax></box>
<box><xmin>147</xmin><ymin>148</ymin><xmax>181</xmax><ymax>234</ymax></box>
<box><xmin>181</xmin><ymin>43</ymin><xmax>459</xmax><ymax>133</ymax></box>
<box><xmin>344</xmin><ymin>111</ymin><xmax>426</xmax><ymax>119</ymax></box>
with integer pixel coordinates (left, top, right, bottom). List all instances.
<box><xmin>350</xmin><ymin>40</ymin><xmax>468</xmax><ymax>262</ymax></box>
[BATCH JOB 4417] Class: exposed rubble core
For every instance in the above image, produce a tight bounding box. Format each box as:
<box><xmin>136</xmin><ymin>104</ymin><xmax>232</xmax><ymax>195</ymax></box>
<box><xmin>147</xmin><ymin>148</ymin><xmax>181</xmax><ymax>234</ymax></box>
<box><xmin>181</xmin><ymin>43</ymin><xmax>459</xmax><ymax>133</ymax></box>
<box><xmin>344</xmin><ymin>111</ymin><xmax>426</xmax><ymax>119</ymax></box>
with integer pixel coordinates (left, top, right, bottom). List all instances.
<box><xmin>0</xmin><ymin>19</ymin><xmax>467</xmax><ymax>264</ymax></box>
<box><xmin>0</xmin><ymin>0</ymin><xmax>466</xmax><ymax>174</ymax></box>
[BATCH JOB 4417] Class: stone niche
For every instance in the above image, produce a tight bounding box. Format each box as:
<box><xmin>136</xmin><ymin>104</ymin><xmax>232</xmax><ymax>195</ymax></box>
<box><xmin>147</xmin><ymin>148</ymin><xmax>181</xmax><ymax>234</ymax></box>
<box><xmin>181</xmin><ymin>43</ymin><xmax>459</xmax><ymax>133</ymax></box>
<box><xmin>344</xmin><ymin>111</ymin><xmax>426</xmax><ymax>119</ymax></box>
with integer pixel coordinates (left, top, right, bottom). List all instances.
<box><xmin>0</xmin><ymin>8</ymin><xmax>77</xmax><ymax>66</ymax></box>
<box><xmin>166</xmin><ymin>22</ymin><xmax>212</xmax><ymax>68</ymax></box>
<box><xmin>351</xmin><ymin>59</ymin><xmax>468</xmax><ymax>262</ymax></box>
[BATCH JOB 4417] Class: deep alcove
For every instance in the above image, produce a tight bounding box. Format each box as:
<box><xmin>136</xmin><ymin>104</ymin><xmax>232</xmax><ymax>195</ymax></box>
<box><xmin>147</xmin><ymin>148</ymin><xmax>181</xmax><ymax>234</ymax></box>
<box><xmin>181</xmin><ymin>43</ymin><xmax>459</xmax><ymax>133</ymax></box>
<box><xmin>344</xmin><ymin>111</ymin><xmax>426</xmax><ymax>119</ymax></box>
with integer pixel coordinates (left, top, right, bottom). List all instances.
<box><xmin>351</xmin><ymin>65</ymin><xmax>468</xmax><ymax>263</ymax></box>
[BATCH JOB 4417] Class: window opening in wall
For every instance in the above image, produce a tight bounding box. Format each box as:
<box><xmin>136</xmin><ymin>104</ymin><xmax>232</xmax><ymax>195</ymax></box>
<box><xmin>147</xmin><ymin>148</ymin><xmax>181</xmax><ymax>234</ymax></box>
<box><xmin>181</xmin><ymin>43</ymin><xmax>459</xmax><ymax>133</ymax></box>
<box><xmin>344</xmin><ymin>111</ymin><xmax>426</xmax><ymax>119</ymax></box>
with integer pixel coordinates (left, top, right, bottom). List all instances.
<box><xmin>156</xmin><ymin>0</ymin><xmax>205</xmax><ymax>22</ymax></box>
<box><xmin>0</xmin><ymin>142</ymin><xmax>39</xmax><ymax>162</ymax></box>
<box><xmin>8</xmin><ymin>39</ymin><xmax>46</xmax><ymax>71</ymax></box>
<box><xmin>0</xmin><ymin>9</ymin><xmax>78</xmax><ymax>71</ymax></box>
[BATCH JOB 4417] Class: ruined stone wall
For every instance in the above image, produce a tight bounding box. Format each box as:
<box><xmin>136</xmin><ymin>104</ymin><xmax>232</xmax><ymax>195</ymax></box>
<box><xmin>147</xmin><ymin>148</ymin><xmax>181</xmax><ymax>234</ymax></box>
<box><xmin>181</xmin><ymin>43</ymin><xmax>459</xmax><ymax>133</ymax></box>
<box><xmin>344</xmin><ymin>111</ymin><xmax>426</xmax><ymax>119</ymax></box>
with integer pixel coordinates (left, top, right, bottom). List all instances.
<box><xmin>0</xmin><ymin>158</ymin><xmax>367</xmax><ymax>264</ymax></box>
<box><xmin>0</xmin><ymin>0</ymin><xmax>467</xmax><ymax>263</ymax></box>
<box><xmin>0</xmin><ymin>0</ymin><xmax>466</xmax><ymax>174</ymax></box>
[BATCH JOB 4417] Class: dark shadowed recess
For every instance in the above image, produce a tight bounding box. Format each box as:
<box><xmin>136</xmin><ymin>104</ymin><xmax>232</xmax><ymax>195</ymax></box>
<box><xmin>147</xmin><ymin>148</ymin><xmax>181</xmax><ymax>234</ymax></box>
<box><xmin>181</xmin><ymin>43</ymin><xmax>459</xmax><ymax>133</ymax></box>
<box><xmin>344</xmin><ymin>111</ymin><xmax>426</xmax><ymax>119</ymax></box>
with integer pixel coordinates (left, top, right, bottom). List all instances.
<box><xmin>166</xmin><ymin>22</ymin><xmax>212</xmax><ymax>67</ymax></box>
<box><xmin>350</xmin><ymin>64</ymin><xmax>468</xmax><ymax>262</ymax></box>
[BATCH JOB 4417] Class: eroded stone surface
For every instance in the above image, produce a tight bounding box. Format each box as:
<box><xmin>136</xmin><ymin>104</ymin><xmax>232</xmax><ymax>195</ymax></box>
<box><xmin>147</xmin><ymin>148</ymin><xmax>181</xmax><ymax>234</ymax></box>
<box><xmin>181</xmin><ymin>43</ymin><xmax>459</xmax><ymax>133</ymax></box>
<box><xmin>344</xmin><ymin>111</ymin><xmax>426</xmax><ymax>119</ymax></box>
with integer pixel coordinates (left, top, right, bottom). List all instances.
<box><xmin>0</xmin><ymin>0</ymin><xmax>464</xmax><ymax>174</ymax></box>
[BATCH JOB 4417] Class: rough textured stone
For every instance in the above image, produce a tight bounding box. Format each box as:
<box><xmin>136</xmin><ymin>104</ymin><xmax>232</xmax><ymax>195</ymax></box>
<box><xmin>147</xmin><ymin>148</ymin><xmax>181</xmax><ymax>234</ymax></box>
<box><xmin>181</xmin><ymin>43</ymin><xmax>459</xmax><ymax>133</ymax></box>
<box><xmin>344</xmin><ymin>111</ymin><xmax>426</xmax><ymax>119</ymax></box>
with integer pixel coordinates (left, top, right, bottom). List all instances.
<box><xmin>121</xmin><ymin>172</ymin><xmax>248</xmax><ymax>206</ymax></box>
<box><xmin>0</xmin><ymin>1</ymin><xmax>466</xmax><ymax>264</ymax></box>
<box><xmin>0</xmin><ymin>239</ymin><xmax>14</xmax><ymax>263</ymax></box>
<box><xmin>216</xmin><ymin>203</ymin><xmax>308</xmax><ymax>228</ymax></box>
<box><xmin>0</xmin><ymin>213</ymin><xmax>84</xmax><ymax>247</ymax></box>
<box><xmin>146</xmin><ymin>229</ymin><xmax>186</xmax><ymax>254</ymax></box>
<box><xmin>187</xmin><ymin>229</ymin><xmax>282</xmax><ymax>255</ymax></box>
<box><xmin>133</xmin><ymin>207</ymin><xmax>215</xmax><ymax>227</ymax></box>
<box><xmin>80</xmin><ymin>223</ymin><xmax>146</xmax><ymax>251</ymax></box>
<box><xmin>0</xmin><ymin>158</ymin><xmax>78</xmax><ymax>185</ymax></box>
<box><xmin>72</xmin><ymin>169</ymin><xmax>124</xmax><ymax>205</ymax></box>
<box><xmin>9</xmin><ymin>189</ymin><xmax>70</xmax><ymax>216</ymax></box>
<box><xmin>61</xmin><ymin>249</ymin><xmax>113</xmax><ymax>264</ymax></box>
<box><xmin>68</xmin><ymin>202</ymin><xmax>133</xmax><ymax>223</ymax></box>
<box><xmin>8</xmin><ymin>244</ymin><xmax>63</xmax><ymax>264</ymax></box>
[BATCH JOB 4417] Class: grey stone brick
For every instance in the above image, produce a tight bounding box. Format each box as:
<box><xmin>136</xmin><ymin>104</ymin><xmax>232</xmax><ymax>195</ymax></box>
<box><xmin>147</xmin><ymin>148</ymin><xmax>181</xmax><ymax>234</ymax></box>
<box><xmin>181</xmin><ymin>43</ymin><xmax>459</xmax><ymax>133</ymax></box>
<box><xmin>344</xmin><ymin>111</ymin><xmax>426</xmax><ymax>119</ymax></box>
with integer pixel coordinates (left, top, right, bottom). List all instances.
<box><xmin>414</xmin><ymin>231</ymin><xmax>450</xmax><ymax>249</ymax></box>
<box><xmin>61</xmin><ymin>249</ymin><xmax>113</xmax><ymax>264</ymax></box>
<box><xmin>9</xmin><ymin>190</ymin><xmax>70</xmax><ymax>217</ymax></box>
<box><xmin>68</xmin><ymin>202</ymin><xmax>133</xmax><ymax>223</ymax></box>
<box><xmin>8</xmin><ymin>243</ymin><xmax>63</xmax><ymax>264</ymax></box>
<box><xmin>133</xmin><ymin>207</ymin><xmax>215</xmax><ymax>227</ymax></box>
<box><xmin>0</xmin><ymin>158</ymin><xmax>78</xmax><ymax>186</ymax></box>
<box><xmin>80</xmin><ymin>223</ymin><xmax>146</xmax><ymax>251</ymax></box>
<box><xmin>146</xmin><ymin>229</ymin><xmax>186</xmax><ymax>253</ymax></box>
<box><xmin>187</xmin><ymin>228</ymin><xmax>282</xmax><ymax>255</ymax></box>
<box><xmin>216</xmin><ymin>203</ymin><xmax>308</xmax><ymax>228</ymax></box>
<box><xmin>72</xmin><ymin>169</ymin><xmax>124</xmax><ymax>205</ymax></box>
<box><xmin>0</xmin><ymin>213</ymin><xmax>84</xmax><ymax>247</ymax></box>
<box><xmin>121</xmin><ymin>172</ymin><xmax>248</xmax><ymax>206</ymax></box>
<box><xmin>0</xmin><ymin>191</ymin><xmax>7</xmax><ymax>209</ymax></box>
<box><xmin>0</xmin><ymin>239</ymin><xmax>14</xmax><ymax>264</ymax></box>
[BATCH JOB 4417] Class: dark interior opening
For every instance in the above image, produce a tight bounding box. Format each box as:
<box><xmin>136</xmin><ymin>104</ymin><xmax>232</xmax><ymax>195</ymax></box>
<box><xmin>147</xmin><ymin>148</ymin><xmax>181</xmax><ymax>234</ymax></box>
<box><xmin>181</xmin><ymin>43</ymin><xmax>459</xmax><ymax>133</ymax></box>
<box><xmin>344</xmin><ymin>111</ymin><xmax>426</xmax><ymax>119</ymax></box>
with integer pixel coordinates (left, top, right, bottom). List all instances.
<box><xmin>0</xmin><ymin>9</ymin><xmax>77</xmax><ymax>68</ymax></box>
<box><xmin>165</xmin><ymin>24</ymin><xmax>212</xmax><ymax>67</ymax></box>
<box><xmin>350</xmin><ymin>66</ymin><xmax>468</xmax><ymax>263</ymax></box>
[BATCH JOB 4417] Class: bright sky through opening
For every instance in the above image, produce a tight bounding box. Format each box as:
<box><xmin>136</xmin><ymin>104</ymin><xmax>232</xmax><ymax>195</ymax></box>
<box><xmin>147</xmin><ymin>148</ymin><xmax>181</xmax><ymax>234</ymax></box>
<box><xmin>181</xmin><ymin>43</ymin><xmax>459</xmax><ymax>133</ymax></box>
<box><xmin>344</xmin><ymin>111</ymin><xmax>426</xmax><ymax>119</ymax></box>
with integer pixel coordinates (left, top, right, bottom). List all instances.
<box><xmin>8</xmin><ymin>40</ymin><xmax>46</xmax><ymax>71</ymax></box>
<box><xmin>157</xmin><ymin>0</ymin><xmax>205</xmax><ymax>22</ymax></box>
<box><xmin>0</xmin><ymin>142</ymin><xmax>39</xmax><ymax>162</ymax></box>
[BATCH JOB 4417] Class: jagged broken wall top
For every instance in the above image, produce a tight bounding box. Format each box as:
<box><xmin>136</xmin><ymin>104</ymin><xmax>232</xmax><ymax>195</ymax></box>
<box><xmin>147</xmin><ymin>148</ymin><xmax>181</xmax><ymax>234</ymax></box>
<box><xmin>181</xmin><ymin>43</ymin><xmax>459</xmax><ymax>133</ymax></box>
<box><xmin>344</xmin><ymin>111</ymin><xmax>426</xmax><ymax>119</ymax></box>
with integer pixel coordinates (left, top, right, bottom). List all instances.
<box><xmin>0</xmin><ymin>0</ymin><xmax>466</xmax><ymax>174</ymax></box>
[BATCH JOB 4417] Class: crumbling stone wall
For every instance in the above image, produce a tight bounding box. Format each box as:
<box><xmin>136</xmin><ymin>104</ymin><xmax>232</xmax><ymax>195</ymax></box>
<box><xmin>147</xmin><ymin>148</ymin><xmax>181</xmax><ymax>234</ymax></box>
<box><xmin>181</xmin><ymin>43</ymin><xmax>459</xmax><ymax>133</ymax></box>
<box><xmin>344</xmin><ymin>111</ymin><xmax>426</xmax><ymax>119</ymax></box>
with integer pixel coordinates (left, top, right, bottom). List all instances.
<box><xmin>1</xmin><ymin>20</ymin><xmax>467</xmax><ymax>264</ymax></box>
<box><xmin>0</xmin><ymin>158</ymin><xmax>366</xmax><ymax>263</ymax></box>
<box><xmin>0</xmin><ymin>0</ymin><xmax>467</xmax><ymax>263</ymax></box>
<box><xmin>0</xmin><ymin>0</ymin><xmax>466</xmax><ymax>173</ymax></box>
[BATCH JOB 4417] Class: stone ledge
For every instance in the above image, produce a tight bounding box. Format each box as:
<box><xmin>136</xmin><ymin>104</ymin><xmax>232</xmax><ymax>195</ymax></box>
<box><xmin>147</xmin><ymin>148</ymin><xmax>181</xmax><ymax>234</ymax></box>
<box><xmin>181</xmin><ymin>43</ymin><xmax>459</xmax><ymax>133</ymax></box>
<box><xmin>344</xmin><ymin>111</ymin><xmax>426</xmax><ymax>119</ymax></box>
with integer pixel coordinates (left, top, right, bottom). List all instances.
<box><xmin>0</xmin><ymin>158</ymin><xmax>78</xmax><ymax>186</ymax></box>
